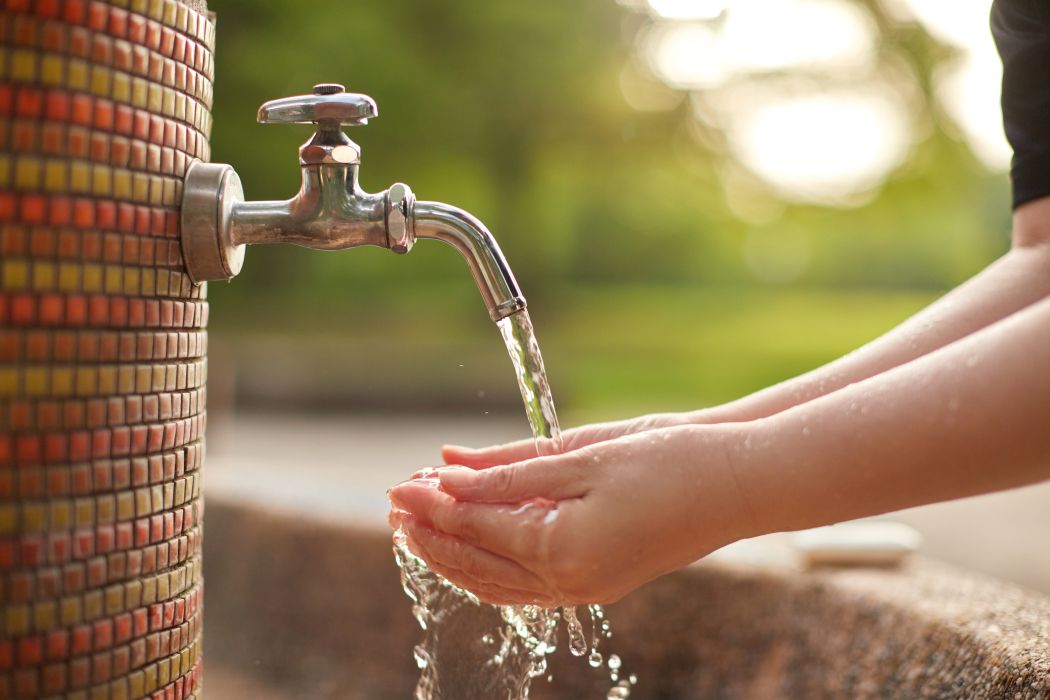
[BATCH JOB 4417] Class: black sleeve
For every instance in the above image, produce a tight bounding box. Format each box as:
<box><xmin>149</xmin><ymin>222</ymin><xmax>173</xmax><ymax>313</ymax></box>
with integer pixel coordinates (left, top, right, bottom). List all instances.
<box><xmin>992</xmin><ymin>0</ymin><xmax>1050</xmax><ymax>209</ymax></box>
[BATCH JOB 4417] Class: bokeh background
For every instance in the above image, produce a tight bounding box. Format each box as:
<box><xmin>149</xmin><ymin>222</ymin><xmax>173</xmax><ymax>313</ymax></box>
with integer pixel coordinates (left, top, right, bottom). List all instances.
<box><xmin>200</xmin><ymin>0</ymin><xmax>1049</xmax><ymax>592</ymax></box>
<box><xmin>203</xmin><ymin>0</ymin><xmax>1011</xmax><ymax>418</ymax></box>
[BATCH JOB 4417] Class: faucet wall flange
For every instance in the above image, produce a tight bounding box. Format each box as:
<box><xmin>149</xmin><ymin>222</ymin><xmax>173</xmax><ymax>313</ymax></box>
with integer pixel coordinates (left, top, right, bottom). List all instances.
<box><xmin>181</xmin><ymin>161</ymin><xmax>246</xmax><ymax>283</ymax></box>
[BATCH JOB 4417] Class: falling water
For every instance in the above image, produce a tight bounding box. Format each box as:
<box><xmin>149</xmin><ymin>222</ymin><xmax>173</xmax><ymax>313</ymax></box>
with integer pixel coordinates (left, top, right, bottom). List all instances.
<box><xmin>394</xmin><ymin>309</ymin><xmax>634</xmax><ymax>699</ymax></box>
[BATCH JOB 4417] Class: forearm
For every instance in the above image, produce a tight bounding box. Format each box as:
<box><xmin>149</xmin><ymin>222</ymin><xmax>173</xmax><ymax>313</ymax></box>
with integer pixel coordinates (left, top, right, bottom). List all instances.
<box><xmin>722</xmin><ymin>294</ymin><xmax>1050</xmax><ymax>539</ymax></box>
<box><xmin>696</xmin><ymin>201</ymin><xmax>1050</xmax><ymax>424</ymax></box>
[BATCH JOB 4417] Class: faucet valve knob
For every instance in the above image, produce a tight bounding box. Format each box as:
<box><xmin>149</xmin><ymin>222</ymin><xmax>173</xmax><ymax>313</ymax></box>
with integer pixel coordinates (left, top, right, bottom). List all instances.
<box><xmin>256</xmin><ymin>83</ymin><xmax>378</xmax><ymax>127</ymax></box>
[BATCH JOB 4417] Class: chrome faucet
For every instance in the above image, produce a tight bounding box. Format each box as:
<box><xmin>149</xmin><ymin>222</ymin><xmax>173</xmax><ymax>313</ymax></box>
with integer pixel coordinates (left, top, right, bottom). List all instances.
<box><xmin>181</xmin><ymin>83</ymin><xmax>526</xmax><ymax>321</ymax></box>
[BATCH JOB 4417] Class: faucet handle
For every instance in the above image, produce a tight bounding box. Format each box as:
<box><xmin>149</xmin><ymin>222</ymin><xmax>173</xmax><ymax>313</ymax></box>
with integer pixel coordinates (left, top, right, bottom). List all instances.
<box><xmin>257</xmin><ymin>83</ymin><xmax>378</xmax><ymax>127</ymax></box>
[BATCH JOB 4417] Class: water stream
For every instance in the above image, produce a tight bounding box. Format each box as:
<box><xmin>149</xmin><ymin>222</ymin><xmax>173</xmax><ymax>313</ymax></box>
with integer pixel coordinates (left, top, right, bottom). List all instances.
<box><xmin>393</xmin><ymin>309</ymin><xmax>635</xmax><ymax>698</ymax></box>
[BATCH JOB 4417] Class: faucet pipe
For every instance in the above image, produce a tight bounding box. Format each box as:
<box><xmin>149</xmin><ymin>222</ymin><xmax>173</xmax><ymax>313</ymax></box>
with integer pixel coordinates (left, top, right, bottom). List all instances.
<box><xmin>179</xmin><ymin>83</ymin><xmax>526</xmax><ymax>322</ymax></box>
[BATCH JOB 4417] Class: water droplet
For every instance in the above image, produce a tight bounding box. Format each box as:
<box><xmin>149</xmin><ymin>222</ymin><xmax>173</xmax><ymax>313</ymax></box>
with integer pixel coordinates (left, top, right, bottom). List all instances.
<box><xmin>589</xmin><ymin>650</ymin><xmax>603</xmax><ymax>668</ymax></box>
<box><xmin>629</xmin><ymin>674</ymin><xmax>638</xmax><ymax>684</ymax></box>
<box><xmin>482</xmin><ymin>634</ymin><xmax>494</xmax><ymax>645</ymax></box>
<box><xmin>608</xmin><ymin>654</ymin><xmax>622</xmax><ymax>670</ymax></box>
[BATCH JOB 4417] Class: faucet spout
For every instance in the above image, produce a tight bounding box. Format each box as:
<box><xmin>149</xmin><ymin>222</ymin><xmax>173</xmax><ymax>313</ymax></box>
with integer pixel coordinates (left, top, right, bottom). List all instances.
<box><xmin>414</xmin><ymin>201</ymin><xmax>526</xmax><ymax>321</ymax></box>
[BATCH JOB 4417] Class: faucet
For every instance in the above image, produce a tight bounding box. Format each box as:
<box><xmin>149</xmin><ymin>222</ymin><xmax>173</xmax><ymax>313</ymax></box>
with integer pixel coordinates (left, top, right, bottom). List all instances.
<box><xmin>180</xmin><ymin>83</ymin><xmax>526</xmax><ymax>321</ymax></box>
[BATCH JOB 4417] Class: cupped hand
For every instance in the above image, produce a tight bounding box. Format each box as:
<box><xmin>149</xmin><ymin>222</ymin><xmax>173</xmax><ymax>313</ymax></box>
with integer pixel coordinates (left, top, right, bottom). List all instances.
<box><xmin>388</xmin><ymin>424</ymin><xmax>751</xmax><ymax>606</ymax></box>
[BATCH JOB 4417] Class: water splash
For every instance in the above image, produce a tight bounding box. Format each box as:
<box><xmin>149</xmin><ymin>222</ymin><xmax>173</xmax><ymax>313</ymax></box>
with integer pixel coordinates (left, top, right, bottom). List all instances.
<box><xmin>394</xmin><ymin>309</ymin><xmax>633</xmax><ymax>698</ymax></box>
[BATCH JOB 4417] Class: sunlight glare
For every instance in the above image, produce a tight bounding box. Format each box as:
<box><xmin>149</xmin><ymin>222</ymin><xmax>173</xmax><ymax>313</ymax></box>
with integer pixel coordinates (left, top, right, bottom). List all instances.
<box><xmin>727</xmin><ymin>89</ymin><xmax>911</xmax><ymax>203</ymax></box>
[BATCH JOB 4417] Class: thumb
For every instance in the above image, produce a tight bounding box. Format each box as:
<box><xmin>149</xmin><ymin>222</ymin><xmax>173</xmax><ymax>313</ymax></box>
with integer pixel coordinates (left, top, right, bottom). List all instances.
<box><xmin>438</xmin><ymin>455</ymin><xmax>589</xmax><ymax>503</ymax></box>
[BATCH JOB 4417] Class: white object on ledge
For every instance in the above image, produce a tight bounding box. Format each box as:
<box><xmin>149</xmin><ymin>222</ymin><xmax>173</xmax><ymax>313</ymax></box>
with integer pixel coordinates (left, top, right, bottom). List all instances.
<box><xmin>792</xmin><ymin>521</ymin><xmax>923</xmax><ymax>569</ymax></box>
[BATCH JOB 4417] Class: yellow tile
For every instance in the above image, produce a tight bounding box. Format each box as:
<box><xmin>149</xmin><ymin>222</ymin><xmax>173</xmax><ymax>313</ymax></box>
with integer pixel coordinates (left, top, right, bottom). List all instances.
<box><xmin>146</xmin><ymin>176</ymin><xmax>160</xmax><ymax>206</ymax></box>
<box><xmin>92</xmin><ymin>165</ymin><xmax>113</xmax><ymax>197</ymax></box>
<box><xmin>5</xmin><ymin>605</ymin><xmax>29</xmax><ymax>635</ymax></box>
<box><xmin>75</xmin><ymin>367</ymin><xmax>97</xmax><ymax>396</ymax></box>
<box><xmin>96</xmin><ymin>494</ymin><xmax>115</xmax><ymax>524</ymax></box>
<box><xmin>123</xmin><ymin>266</ymin><xmax>141</xmax><ymax>295</ymax></box>
<box><xmin>162</xmin><ymin>482</ymin><xmax>173</xmax><ymax>509</ymax></box>
<box><xmin>174</xmin><ymin>92</ymin><xmax>186</xmax><ymax>122</ymax></box>
<box><xmin>15</xmin><ymin>157</ymin><xmax>41</xmax><ymax>189</ymax></box>
<box><xmin>83</xmin><ymin>590</ymin><xmax>103</xmax><ymax>621</ymax></box>
<box><xmin>33</xmin><ymin>601</ymin><xmax>57</xmax><ymax>631</ymax></box>
<box><xmin>105</xmin><ymin>584</ymin><xmax>123</xmax><ymax>615</ymax></box>
<box><xmin>143</xmin><ymin>663</ymin><xmax>158</xmax><ymax>693</ymax></box>
<box><xmin>58</xmin><ymin>263</ymin><xmax>80</xmax><ymax>292</ymax></box>
<box><xmin>141</xmin><ymin>268</ymin><xmax>155</xmax><ymax>295</ymax></box>
<box><xmin>116</xmin><ymin>491</ymin><xmax>134</xmax><ymax>521</ymax></box>
<box><xmin>134</xmin><ymin>364</ymin><xmax>150</xmax><ymax>394</ymax></box>
<box><xmin>128</xmin><ymin>671</ymin><xmax>145</xmax><ymax>699</ymax></box>
<box><xmin>161</xmin><ymin>87</ymin><xmax>175</xmax><ymax>117</ymax></box>
<box><xmin>90</xmin><ymin>682</ymin><xmax>109</xmax><ymax>700</ymax></box>
<box><xmin>90</xmin><ymin>65</ymin><xmax>111</xmax><ymax>97</ymax></box>
<box><xmin>44</xmin><ymin>160</ymin><xmax>67</xmax><ymax>191</ymax></box>
<box><xmin>147</xmin><ymin>83</ymin><xmax>163</xmax><ymax>113</ymax></box>
<box><xmin>49</xmin><ymin>500</ymin><xmax>72</xmax><ymax>529</ymax></box>
<box><xmin>31</xmin><ymin>261</ymin><xmax>55</xmax><ymax>291</ymax></box>
<box><xmin>0</xmin><ymin>368</ymin><xmax>18</xmax><ymax>397</ymax></box>
<box><xmin>98</xmin><ymin>365</ymin><xmax>117</xmax><ymax>394</ymax></box>
<box><xmin>131</xmin><ymin>78</ymin><xmax>147</xmax><ymax>108</ymax></box>
<box><xmin>173</xmin><ymin>478</ymin><xmax>185</xmax><ymax>506</ymax></box>
<box><xmin>74</xmin><ymin>498</ymin><xmax>94</xmax><ymax>527</ymax></box>
<box><xmin>157</xmin><ymin>656</ymin><xmax>171</xmax><ymax>686</ymax></box>
<box><xmin>152</xmin><ymin>365</ymin><xmax>165</xmax><ymax>392</ymax></box>
<box><xmin>22</xmin><ymin>503</ymin><xmax>45</xmax><ymax>531</ymax></box>
<box><xmin>51</xmin><ymin>367</ymin><xmax>73</xmax><ymax>396</ymax></box>
<box><xmin>24</xmin><ymin>367</ymin><xmax>48</xmax><ymax>396</ymax></box>
<box><xmin>125</xmin><ymin>579</ymin><xmax>142</xmax><ymax>609</ymax></box>
<box><xmin>67</xmin><ymin>59</ymin><xmax>88</xmax><ymax>91</ymax></box>
<box><xmin>132</xmin><ymin>173</ymin><xmax>149</xmax><ymax>202</ymax></box>
<box><xmin>105</xmin><ymin>266</ymin><xmax>123</xmax><ymax>295</ymax></box>
<box><xmin>10</xmin><ymin>49</ymin><xmax>36</xmax><ymax>81</ymax></box>
<box><xmin>3</xmin><ymin>259</ymin><xmax>29</xmax><ymax>290</ymax></box>
<box><xmin>150</xmin><ymin>485</ymin><xmax>163</xmax><ymax>512</ymax></box>
<box><xmin>60</xmin><ymin>596</ymin><xmax>81</xmax><ymax>625</ymax></box>
<box><xmin>113</xmin><ymin>170</ymin><xmax>132</xmax><ymax>199</ymax></box>
<box><xmin>83</xmin><ymin>264</ymin><xmax>103</xmax><ymax>293</ymax></box>
<box><xmin>0</xmin><ymin>155</ymin><xmax>10</xmax><ymax>187</ymax></box>
<box><xmin>166</xmin><ymin>179</ymin><xmax>180</xmax><ymax>206</ymax></box>
<box><xmin>156</xmin><ymin>573</ymin><xmax>170</xmax><ymax>601</ymax></box>
<box><xmin>0</xmin><ymin>48</ymin><xmax>7</xmax><ymax>79</ymax></box>
<box><xmin>130</xmin><ymin>0</ymin><xmax>148</xmax><ymax>15</ymax></box>
<box><xmin>156</xmin><ymin>269</ymin><xmax>169</xmax><ymax>294</ymax></box>
<box><xmin>148</xmin><ymin>0</ymin><xmax>164</xmax><ymax>21</ymax></box>
<box><xmin>135</xmin><ymin>487</ymin><xmax>151</xmax><ymax>517</ymax></box>
<box><xmin>163</xmin><ymin>0</ymin><xmax>177</xmax><ymax>26</ymax></box>
<box><xmin>112</xmin><ymin>70</ymin><xmax>131</xmax><ymax>103</ymax></box>
<box><xmin>110</xmin><ymin>680</ymin><xmax>128</xmax><ymax>700</ymax></box>
<box><xmin>41</xmin><ymin>54</ymin><xmax>64</xmax><ymax>85</ymax></box>
<box><xmin>141</xmin><ymin>576</ymin><xmax>156</xmax><ymax>605</ymax></box>
<box><xmin>70</xmin><ymin>161</ymin><xmax>91</xmax><ymax>193</ymax></box>
<box><xmin>117</xmin><ymin>367</ymin><xmax>134</xmax><ymax>394</ymax></box>
<box><xmin>0</xmin><ymin>504</ymin><xmax>16</xmax><ymax>534</ymax></box>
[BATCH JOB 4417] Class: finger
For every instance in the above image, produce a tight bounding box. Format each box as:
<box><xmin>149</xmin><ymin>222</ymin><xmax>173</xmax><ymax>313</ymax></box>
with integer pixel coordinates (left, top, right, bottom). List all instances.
<box><xmin>437</xmin><ymin>455</ymin><xmax>588</xmax><ymax>503</ymax></box>
<box><xmin>402</xmin><ymin>515</ymin><xmax>551</xmax><ymax>596</ymax></box>
<box><xmin>402</xmin><ymin>528</ymin><xmax>557</xmax><ymax>606</ymax></box>
<box><xmin>388</xmin><ymin>479</ymin><xmax>557</xmax><ymax>561</ymax></box>
<box><xmin>442</xmin><ymin>413</ymin><xmax>687</xmax><ymax>468</ymax></box>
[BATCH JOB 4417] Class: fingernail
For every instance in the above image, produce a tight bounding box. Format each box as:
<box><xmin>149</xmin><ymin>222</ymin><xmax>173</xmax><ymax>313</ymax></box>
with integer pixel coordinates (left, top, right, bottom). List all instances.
<box><xmin>442</xmin><ymin>444</ymin><xmax>476</xmax><ymax>455</ymax></box>
<box><xmin>388</xmin><ymin>478</ymin><xmax>440</xmax><ymax>512</ymax></box>
<box><xmin>438</xmin><ymin>465</ymin><xmax>478</xmax><ymax>489</ymax></box>
<box><xmin>410</xmin><ymin>466</ymin><xmax>442</xmax><ymax>480</ymax></box>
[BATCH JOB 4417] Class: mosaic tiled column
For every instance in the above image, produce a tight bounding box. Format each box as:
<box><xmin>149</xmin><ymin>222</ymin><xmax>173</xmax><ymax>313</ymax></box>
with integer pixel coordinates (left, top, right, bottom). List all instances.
<box><xmin>0</xmin><ymin>1</ymin><xmax>214</xmax><ymax>698</ymax></box>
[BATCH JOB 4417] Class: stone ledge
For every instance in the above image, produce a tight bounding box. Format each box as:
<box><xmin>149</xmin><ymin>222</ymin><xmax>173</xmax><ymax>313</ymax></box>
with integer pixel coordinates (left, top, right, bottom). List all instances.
<box><xmin>203</xmin><ymin>498</ymin><xmax>1050</xmax><ymax>699</ymax></box>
